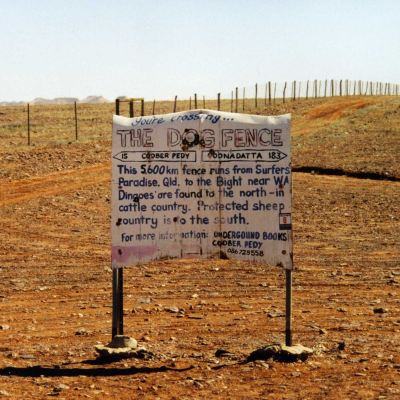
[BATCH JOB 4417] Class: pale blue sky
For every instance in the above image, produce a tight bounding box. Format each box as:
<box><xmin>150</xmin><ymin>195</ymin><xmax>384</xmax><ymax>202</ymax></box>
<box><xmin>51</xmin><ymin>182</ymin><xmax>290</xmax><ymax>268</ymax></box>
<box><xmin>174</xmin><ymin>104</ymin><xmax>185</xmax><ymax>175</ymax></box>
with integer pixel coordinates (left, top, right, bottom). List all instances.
<box><xmin>1</xmin><ymin>0</ymin><xmax>399</xmax><ymax>102</ymax></box>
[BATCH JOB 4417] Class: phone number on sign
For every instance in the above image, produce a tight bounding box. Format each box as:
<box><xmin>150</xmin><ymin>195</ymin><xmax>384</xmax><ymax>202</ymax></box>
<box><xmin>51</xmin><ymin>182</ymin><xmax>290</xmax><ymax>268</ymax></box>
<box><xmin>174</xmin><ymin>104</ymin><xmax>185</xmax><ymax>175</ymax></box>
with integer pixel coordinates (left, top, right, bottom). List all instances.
<box><xmin>227</xmin><ymin>248</ymin><xmax>264</xmax><ymax>257</ymax></box>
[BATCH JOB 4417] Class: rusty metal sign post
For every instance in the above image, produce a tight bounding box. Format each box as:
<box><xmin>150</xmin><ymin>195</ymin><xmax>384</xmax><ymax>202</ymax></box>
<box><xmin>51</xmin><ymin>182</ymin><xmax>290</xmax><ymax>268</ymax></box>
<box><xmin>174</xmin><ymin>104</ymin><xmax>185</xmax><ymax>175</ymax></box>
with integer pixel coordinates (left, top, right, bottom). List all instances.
<box><xmin>111</xmin><ymin>106</ymin><xmax>293</xmax><ymax>344</ymax></box>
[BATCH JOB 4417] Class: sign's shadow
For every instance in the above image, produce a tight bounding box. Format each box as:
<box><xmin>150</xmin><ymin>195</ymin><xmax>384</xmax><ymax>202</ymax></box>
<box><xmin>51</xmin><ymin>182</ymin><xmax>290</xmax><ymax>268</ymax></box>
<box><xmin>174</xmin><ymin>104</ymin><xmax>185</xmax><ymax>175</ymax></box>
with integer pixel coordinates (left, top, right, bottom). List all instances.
<box><xmin>0</xmin><ymin>359</ymin><xmax>194</xmax><ymax>378</ymax></box>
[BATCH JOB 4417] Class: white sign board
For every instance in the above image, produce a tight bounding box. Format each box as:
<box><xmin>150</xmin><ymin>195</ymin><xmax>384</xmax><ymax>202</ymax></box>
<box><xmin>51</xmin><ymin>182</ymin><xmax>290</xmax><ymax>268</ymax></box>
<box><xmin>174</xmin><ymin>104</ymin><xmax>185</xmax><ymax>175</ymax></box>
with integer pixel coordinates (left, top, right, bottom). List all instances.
<box><xmin>112</xmin><ymin>110</ymin><xmax>292</xmax><ymax>270</ymax></box>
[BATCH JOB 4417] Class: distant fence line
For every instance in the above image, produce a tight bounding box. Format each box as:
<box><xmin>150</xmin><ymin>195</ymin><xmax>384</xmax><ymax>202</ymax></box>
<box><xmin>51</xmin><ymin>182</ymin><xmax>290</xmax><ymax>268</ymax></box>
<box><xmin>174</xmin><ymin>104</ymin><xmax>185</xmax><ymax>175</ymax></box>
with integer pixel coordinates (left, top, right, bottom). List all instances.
<box><xmin>11</xmin><ymin>79</ymin><xmax>400</xmax><ymax>145</ymax></box>
<box><xmin>119</xmin><ymin>79</ymin><xmax>399</xmax><ymax>116</ymax></box>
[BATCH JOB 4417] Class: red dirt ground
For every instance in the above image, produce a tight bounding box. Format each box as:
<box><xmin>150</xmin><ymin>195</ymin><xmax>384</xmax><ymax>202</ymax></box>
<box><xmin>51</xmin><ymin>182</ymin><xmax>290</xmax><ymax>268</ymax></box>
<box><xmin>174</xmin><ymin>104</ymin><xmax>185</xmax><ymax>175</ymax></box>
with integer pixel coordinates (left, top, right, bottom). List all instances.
<box><xmin>0</xmin><ymin>98</ymin><xmax>399</xmax><ymax>399</ymax></box>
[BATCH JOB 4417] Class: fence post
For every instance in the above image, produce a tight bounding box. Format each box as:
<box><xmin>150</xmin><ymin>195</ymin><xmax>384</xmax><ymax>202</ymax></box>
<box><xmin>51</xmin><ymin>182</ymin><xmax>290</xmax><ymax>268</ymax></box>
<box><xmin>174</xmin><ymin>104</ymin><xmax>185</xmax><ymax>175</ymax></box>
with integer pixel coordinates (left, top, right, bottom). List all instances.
<box><xmin>152</xmin><ymin>100</ymin><xmax>155</xmax><ymax>115</ymax></box>
<box><xmin>243</xmin><ymin>88</ymin><xmax>245</xmax><ymax>111</ymax></box>
<box><xmin>315</xmin><ymin>80</ymin><xmax>318</xmax><ymax>98</ymax></box>
<box><xmin>298</xmin><ymin>81</ymin><xmax>301</xmax><ymax>101</ymax></box>
<box><xmin>269</xmin><ymin>82</ymin><xmax>272</xmax><ymax>105</ymax></box>
<box><xmin>141</xmin><ymin>99</ymin><xmax>144</xmax><ymax>116</ymax></box>
<box><xmin>265</xmin><ymin>83</ymin><xmax>267</xmax><ymax>105</ymax></box>
<box><xmin>190</xmin><ymin>96</ymin><xmax>192</xmax><ymax>110</ymax></box>
<box><xmin>218</xmin><ymin>93</ymin><xmax>220</xmax><ymax>111</ymax></box>
<box><xmin>174</xmin><ymin>96</ymin><xmax>177</xmax><ymax>112</ymax></box>
<box><xmin>27</xmin><ymin>103</ymin><xmax>30</xmax><ymax>146</ymax></box>
<box><xmin>74</xmin><ymin>101</ymin><xmax>78</xmax><ymax>141</ymax></box>
<box><xmin>194</xmin><ymin>93</ymin><xmax>197</xmax><ymax>109</ymax></box>
<box><xmin>268</xmin><ymin>81</ymin><xmax>272</xmax><ymax>105</ymax></box>
<box><xmin>203</xmin><ymin>96</ymin><xmax>205</xmax><ymax>109</ymax></box>
<box><xmin>324</xmin><ymin>80</ymin><xmax>327</xmax><ymax>97</ymax></box>
<box><xmin>129</xmin><ymin>100</ymin><xmax>134</xmax><ymax>118</ymax></box>
<box><xmin>274</xmin><ymin>83</ymin><xmax>276</xmax><ymax>104</ymax></box>
<box><xmin>116</xmin><ymin>98</ymin><xmax>120</xmax><ymax>115</ymax></box>
<box><xmin>235</xmin><ymin>87</ymin><xmax>238</xmax><ymax>113</ymax></box>
<box><xmin>255</xmin><ymin>83</ymin><xmax>258</xmax><ymax>108</ymax></box>
<box><xmin>293</xmin><ymin>81</ymin><xmax>296</xmax><ymax>101</ymax></box>
<box><xmin>231</xmin><ymin>91</ymin><xmax>233</xmax><ymax>112</ymax></box>
<box><xmin>283</xmin><ymin>82</ymin><xmax>287</xmax><ymax>104</ymax></box>
<box><xmin>306</xmin><ymin>80</ymin><xmax>309</xmax><ymax>100</ymax></box>
<box><xmin>340</xmin><ymin>80</ymin><xmax>342</xmax><ymax>96</ymax></box>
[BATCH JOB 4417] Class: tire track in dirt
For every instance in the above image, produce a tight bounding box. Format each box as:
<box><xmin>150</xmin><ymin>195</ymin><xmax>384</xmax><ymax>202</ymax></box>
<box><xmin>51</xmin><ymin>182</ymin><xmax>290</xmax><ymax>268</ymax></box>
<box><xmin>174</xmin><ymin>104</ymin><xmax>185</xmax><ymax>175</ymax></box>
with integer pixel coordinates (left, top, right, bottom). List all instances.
<box><xmin>0</xmin><ymin>163</ymin><xmax>111</xmax><ymax>206</ymax></box>
<box><xmin>292</xmin><ymin>97</ymin><xmax>386</xmax><ymax>136</ymax></box>
<box><xmin>293</xmin><ymin>167</ymin><xmax>399</xmax><ymax>182</ymax></box>
<box><xmin>302</xmin><ymin>98</ymin><xmax>377</xmax><ymax>121</ymax></box>
<box><xmin>1</xmin><ymin>160</ymin><xmax>398</xmax><ymax>208</ymax></box>
<box><xmin>294</xmin><ymin>172</ymin><xmax>400</xmax><ymax>189</ymax></box>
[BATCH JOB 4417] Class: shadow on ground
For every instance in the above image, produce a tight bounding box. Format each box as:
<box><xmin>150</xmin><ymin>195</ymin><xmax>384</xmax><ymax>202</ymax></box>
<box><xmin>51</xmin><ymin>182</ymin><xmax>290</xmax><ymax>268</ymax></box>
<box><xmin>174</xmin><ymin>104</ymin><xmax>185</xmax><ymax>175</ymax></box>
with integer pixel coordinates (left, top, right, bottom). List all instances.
<box><xmin>0</xmin><ymin>360</ymin><xmax>194</xmax><ymax>378</ymax></box>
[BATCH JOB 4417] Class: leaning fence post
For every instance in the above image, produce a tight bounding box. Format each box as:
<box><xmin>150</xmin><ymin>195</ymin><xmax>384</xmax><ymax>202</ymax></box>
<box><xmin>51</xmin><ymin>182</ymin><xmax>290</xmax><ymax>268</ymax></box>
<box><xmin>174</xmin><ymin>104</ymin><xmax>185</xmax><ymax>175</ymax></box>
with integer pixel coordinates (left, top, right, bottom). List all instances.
<box><xmin>283</xmin><ymin>82</ymin><xmax>287</xmax><ymax>104</ymax></box>
<box><xmin>74</xmin><ymin>101</ymin><xmax>78</xmax><ymax>141</ymax></box>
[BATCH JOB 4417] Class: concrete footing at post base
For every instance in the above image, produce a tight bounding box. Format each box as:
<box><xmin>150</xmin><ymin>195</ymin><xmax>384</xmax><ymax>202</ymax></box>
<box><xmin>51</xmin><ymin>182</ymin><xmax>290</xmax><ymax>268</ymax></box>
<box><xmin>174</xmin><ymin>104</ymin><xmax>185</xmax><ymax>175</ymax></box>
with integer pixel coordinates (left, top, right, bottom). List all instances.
<box><xmin>94</xmin><ymin>335</ymin><xmax>152</xmax><ymax>359</ymax></box>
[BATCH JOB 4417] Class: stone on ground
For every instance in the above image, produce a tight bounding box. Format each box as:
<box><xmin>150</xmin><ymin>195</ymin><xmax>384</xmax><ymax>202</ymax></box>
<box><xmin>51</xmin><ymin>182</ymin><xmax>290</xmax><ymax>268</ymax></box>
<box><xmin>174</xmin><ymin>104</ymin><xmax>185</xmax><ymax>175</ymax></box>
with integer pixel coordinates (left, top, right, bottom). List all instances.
<box><xmin>248</xmin><ymin>343</ymin><xmax>314</xmax><ymax>362</ymax></box>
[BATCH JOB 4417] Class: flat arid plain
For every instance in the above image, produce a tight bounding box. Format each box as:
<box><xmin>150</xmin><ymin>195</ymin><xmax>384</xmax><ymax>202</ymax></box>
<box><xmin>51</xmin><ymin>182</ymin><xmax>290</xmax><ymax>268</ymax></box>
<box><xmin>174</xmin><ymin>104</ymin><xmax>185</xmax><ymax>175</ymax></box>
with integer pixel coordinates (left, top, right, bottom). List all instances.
<box><xmin>0</xmin><ymin>96</ymin><xmax>399</xmax><ymax>399</ymax></box>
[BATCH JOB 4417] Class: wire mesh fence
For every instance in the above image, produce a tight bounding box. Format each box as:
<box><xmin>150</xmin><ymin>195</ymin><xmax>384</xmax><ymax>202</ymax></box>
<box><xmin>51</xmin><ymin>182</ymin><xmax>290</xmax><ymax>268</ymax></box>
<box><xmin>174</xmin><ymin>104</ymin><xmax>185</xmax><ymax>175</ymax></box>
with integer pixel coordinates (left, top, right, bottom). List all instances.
<box><xmin>0</xmin><ymin>80</ymin><xmax>398</xmax><ymax>147</ymax></box>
